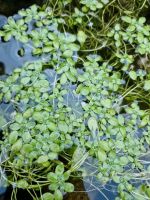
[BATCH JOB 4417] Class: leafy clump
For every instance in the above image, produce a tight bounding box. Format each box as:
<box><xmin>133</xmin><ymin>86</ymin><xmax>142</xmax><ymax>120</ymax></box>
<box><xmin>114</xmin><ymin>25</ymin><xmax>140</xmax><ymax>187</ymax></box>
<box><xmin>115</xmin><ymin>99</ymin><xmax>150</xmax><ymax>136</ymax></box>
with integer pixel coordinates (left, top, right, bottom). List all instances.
<box><xmin>0</xmin><ymin>2</ymin><xmax>150</xmax><ymax>200</ymax></box>
<box><xmin>107</xmin><ymin>16</ymin><xmax>150</xmax><ymax>55</ymax></box>
<box><xmin>80</xmin><ymin>0</ymin><xmax>109</xmax><ymax>11</ymax></box>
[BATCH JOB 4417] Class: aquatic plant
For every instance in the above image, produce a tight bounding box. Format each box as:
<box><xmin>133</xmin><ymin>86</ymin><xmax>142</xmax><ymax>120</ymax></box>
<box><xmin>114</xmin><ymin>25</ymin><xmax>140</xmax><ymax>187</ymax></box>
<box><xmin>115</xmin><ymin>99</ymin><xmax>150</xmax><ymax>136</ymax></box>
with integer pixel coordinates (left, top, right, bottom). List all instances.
<box><xmin>0</xmin><ymin>2</ymin><xmax>150</xmax><ymax>200</ymax></box>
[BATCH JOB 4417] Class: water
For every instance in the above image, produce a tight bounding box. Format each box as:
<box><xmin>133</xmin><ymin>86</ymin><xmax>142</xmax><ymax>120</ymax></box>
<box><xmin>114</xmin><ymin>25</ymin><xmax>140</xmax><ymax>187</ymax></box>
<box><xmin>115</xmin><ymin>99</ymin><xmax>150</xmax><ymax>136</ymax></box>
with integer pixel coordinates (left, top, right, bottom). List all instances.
<box><xmin>0</xmin><ymin>3</ymin><xmax>115</xmax><ymax>200</ymax></box>
<box><xmin>0</xmin><ymin>2</ymin><xmax>85</xmax><ymax>200</ymax></box>
<box><xmin>0</xmin><ymin>2</ymin><xmax>145</xmax><ymax>200</ymax></box>
<box><xmin>0</xmin><ymin>1</ymin><xmax>45</xmax><ymax>199</ymax></box>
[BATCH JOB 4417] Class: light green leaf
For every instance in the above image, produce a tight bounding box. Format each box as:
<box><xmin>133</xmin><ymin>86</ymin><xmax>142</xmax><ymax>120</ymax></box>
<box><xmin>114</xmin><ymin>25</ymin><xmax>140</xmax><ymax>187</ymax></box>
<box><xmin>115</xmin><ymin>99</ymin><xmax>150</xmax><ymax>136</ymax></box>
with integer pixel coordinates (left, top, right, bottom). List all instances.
<box><xmin>49</xmin><ymin>183</ymin><xmax>58</xmax><ymax>191</ymax></box>
<box><xmin>65</xmin><ymin>71</ymin><xmax>76</xmax><ymax>82</ymax></box>
<box><xmin>15</xmin><ymin>113</ymin><xmax>23</xmax><ymax>123</ymax></box>
<box><xmin>54</xmin><ymin>190</ymin><xmax>63</xmax><ymax>200</ymax></box>
<box><xmin>60</xmin><ymin>74</ymin><xmax>67</xmax><ymax>85</ymax></box>
<box><xmin>37</xmin><ymin>155</ymin><xmax>49</xmax><ymax>164</ymax></box>
<box><xmin>10</xmin><ymin>123</ymin><xmax>20</xmax><ymax>131</ymax></box>
<box><xmin>120</xmin><ymin>156</ymin><xmax>128</xmax><ymax>165</ymax></box>
<box><xmin>47</xmin><ymin>172</ymin><xmax>57</xmax><ymax>182</ymax></box>
<box><xmin>80</xmin><ymin>86</ymin><xmax>90</xmax><ymax>95</ymax></box>
<box><xmin>9</xmin><ymin>131</ymin><xmax>18</xmax><ymax>144</ymax></box>
<box><xmin>64</xmin><ymin>182</ymin><xmax>74</xmax><ymax>192</ymax></box>
<box><xmin>21</xmin><ymin>77</ymin><xmax>30</xmax><ymax>85</ymax></box>
<box><xmin>17</xmin><ymin>179</ymin><xmax>28</xmax><ymax>189</ymax></box>
<box><xmin>121</xmin><ymin>16</ymin><xmax>132</xmax><ymax>23</ymax></box>
<box><xmin>144</xmin><ymin>80</ymin><xmax>150</xmax><ymax>91</ymax></box>
<box><xmin>63</xmin><ymin>50</ymin><xmax>73</xmax><ymax>58</ymax></box>
<box><xmin>42</xmin><ymin>192</ymin><xmax>54</xmax><ymax>200</ymax></box>
<box><xmin>11</xmin><ymin>139</ymin><xmax>23</xmax><ymax>152</ymax></box>
<box><xmin>88</xmin><ymin>117</ymin><xmax>98</xmax><ymax>132</ymax></box>
<box><xmin>129</xmin><ymin>71</ymin><xmax>137</xmax><ymax>80</ymax></box>
<box><xmin>101</xmin><ymin>99</ymin><xmax>112</xmax><ymax>108</ymax></box>
<box><xmin>97</xmin><ymin>149</ymin><xmax>107</xmax><ymax>162</ymax></box>
<box><xmin>58</xmin><ymin>121</ymin><xmax>68</xmax><ymax>133</ymax></box>
<box><xmin>112</xmin><ymin>175</ymin><xmax>120</xmax><ymax>183</ymax></box>
<box><xmin>48</xmin><ymin>152</ymin><xmax>58</xmax><ymax>160</ymax></box>
<box><xmin>77</xmin><ymin>30</ymin><xmax>87</xmax><ymax>44</ymax></box>
<box><xmin>21</xmin><ymin>144</ymin><xmax>33</xmax><ymax>154</ymax></box>
<box><xmin>55</xmin><ymin>164</ymin><xmax>64</xmax><ymax>175</ymax></box>
<box><xmin>49</xmin><ymin>143</ymin><xmax>60</xmax><ymax>153</ymax></box>
<box><xmin>22</xmin><ymin>132</ymin><xmax>32</xmax><ymax>143</ymax></box>
<box><xmin>140</xmin><ymin>115</ymin><xmax>149</xmax><ymax>127</ymax></box>
<box><xmin>138</xmin><ymin>17</ymin><xmax>146</xmax><ymax>24</ymax></box>
<box><xmin>99</xmin><ymin>141</ymin><xmax>110</xmax><ymax>152</ymax></box>
<box><xmin>118</xmin><ymin>115</ymin><xmax>124</xmax><ymax>125</ymax></box>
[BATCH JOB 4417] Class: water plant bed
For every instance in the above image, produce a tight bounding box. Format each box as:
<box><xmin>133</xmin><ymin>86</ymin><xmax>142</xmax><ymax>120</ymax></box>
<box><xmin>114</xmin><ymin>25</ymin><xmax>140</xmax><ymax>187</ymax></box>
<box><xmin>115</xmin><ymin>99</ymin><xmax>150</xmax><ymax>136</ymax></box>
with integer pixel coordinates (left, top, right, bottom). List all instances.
<box><xmin>0</xmin><ymin>1</ymin><xmax>150</xmax><ymax>200</ymax></box>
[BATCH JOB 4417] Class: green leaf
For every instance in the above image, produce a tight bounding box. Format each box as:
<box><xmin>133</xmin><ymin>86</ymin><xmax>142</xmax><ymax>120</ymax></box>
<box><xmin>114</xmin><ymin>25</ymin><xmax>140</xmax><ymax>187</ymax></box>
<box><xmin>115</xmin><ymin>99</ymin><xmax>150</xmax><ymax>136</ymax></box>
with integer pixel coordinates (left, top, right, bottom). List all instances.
<box><xmin>54</xmin><ymin>190</ymin><xmax>63</xmax><ymax>200</ymax></box>
<box><xmin>118</xmin><ymin>115</ymin><xmax>124</xmax><ymax>125</ymax></box>
<box><xmin>140</xmin><ymin>115</ymin><xmax>149</xmax><ymax>127</ymax></box>
<box><xmin>49</xmin><ymin>183</ymin><xmax>58</xmax><ymax>191</ymax></box>
<box><xmin>22</xmin><ymin>132</ymin><xmax>32</xmax><ymax>143</ymax></box>
<box><xmin>144</xmin><ymin>80</ymin><xmax>150</xmax><ymax>91</ymax></box>
<box><xmin>17</xmin><ymin>179</ymin><xmax>28</xmax><ymax>189</ymax></box>
<box><xmin>58</xmin><ymin>121</ymin><xmax>68</xmax><ymax>133</ymax></box>
<box><xmin>4</xmin><ymin>33</ymin><xmax>12</xmax><ymax>41</ymax></box>
<box><xmin>120</xmin><ymin>156</ymin><xmax>128</xmax><ymax>165</ymax></box>
<box><xmin>88</xmin><ymin>117</ymin><xmax>98</xmax><ymax>132</ymax></box>
<box><xmin>112</xmin><ymin>175</ymin><xmax>120</xmax><ymax>183</ymax></box>
<box><xmin>80</xmin><ymin>86</ymin><xmax>90</xmax><ymax>95</ymax></box>
<box><xmin>9</xmin><ymin>131</ymin><xmax>18</xmax><ymax>144</ymax></box>
<box><xmin>63</xmin><ymin>170</ymin><xmax>71</xmax><ymax>181</ymax></box>
<box><xmin>71</xmin><ymin>147</ymin><xmax>86</xmax><ymax>168</ymax></box>
<box><xmin>47</xmin><ymin>172</ymin><xmax>57</xmax><ymax>182</ymax></box>
<box><xmin>23</xmin><ymin>108</ymin><xmax>33</xmax><ymax>118</ymax></box>
<box><xmin>33</xmin><ymin>112</ymin><xmax>43</xmax><ymax>122</ymax></box>
<box><xmin>146</xmin><ymin>187</ymin><xmax>150</xmax><ymax>197</ymax></box>
<box><xmin>60</xmin><ymin>74</ymin><xmax>67</xmax><ymax>85</ymax></box>
<box><xmin>64</xmin><ymin>182</ymin><xmax>74</xmax><ymax>192</ymax></box>
<box><xmin>99</xmin><ymin>141</ymin><xmax>110</xmax><ymax>152</ymax></box>
<box><xmin>129</xmin><ymin>71</ymin><xmax>137</xmax><ymax>80</ymax></box>
<box><xmin>121</xmin><ymin>16</ymin><xmax>132</xmax><ymax>23</ymax></box>
<box><xmin>138</xmin><ymin>17</ymin><xmax>146</xmax><ymax>24</ymax></box>
<box><xmin>11</xmin><ymin>139</ymin><xmax>22</xmax><ymax>152</ymax></box>
<box><xmin>63</xmin><ymin>50</ymin><xmax>73</xmax><ymax>58</ymax></box>
<box><xmin>47</xmin><ymin>122</ymin><xmax>57</xmax><ymax>131</ymax></box>
<box><xmin>10</xmin><ymin>123</ymin><xmax>20</xmax><ymax>131</ymax></box>
<box><xmin>55</xmin><ymin>164</ymin><xmax>64</xmax><ymax>175</ymax></box>
<box><xmin>15</xmin><ymin>113</ymin><xmax>23</xmax><ymax>123</ymax></box>
<box><xmin>77</xmin><ymin>30</ymin><xmax>87</xmax><ymax>44</ymax></box>
<box><xmin>101</xmin><ymin>99</ymin><xmax>112</xmax><ymax>108</ymax></box>
<box><xmin>137</xmin><ymin>33</ymin><xmax>144</xmax><ymax>43</ymax></box>
<box><xmin>37</xmin><ymin>155</ymin><xmax>49</xmax><ymax>164</ymax></box>
<box><xmin>48</xmin><ymin>32</ymin><xmax>57</xmax><ymax>40</ymax></box>
<box><xmin>35</xmin><ymin>80</ymin><xmax>49</xmax><ymax>88</ymax></box>
<box><xmin>21</xmin><ymin>144</ymin><xmax>33</xmax><ymax>154</ymax></box>
<box><xmin>49</xmin><ymin>143</ymin><xmax>60</xmax><ymax>153</ymax></box>
<box><xmin>97</xmin><ymin>149</ymin><xmax>107</xmax><ymax>162</ymax></box>
<box><xmin>65</xmin><ymin>71</ymin><xmax>76</xmax><ymax>82</ymax></box>
<box><xmin>42</xmin><ymin>192</ymin><xmax>54</xmax><ymax>200</ymax></box>
<box><xmin>48</xmin><ymin>152</ymin><xmax>58</xmax><ymax>160</ymax></box>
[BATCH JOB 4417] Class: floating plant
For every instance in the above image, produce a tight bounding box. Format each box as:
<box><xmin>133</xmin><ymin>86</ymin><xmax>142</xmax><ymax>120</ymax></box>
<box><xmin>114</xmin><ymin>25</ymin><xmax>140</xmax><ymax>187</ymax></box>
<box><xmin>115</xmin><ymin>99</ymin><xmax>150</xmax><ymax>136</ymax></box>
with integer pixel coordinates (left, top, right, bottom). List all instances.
<box><xmin>0</xmin><ymin>2</ymin><xmax>150</xmax><ymax>200</ymax></box>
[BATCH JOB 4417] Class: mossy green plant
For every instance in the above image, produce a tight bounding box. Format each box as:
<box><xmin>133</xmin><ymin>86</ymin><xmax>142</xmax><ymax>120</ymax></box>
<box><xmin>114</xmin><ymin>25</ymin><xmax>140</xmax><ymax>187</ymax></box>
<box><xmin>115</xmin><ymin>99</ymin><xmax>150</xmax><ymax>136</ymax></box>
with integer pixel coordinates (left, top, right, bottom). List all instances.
<box><xmin>0</xmin><ymin>2</ymin><xmax>150</xmax><ymax>200</ymax></box>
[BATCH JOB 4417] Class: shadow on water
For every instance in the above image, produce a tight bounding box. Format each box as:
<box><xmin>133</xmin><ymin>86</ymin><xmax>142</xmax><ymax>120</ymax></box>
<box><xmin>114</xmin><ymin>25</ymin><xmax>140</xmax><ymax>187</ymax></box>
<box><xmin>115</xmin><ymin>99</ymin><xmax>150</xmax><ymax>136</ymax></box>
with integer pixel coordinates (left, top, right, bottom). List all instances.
<box><xmin>0</xmin><ymin>62</ymin><xmax>5</xmax><ymax>75</ymax></box>
<box><xmin>0</xmin><ymin>0</ymin><xmax>45</xmax><ymax>16</ymax></box>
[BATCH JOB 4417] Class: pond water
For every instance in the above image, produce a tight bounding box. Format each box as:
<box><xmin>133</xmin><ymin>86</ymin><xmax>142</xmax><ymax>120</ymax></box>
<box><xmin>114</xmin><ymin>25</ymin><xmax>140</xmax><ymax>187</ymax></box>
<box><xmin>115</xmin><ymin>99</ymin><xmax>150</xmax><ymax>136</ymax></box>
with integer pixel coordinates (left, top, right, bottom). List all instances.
<box><xmin>0</xmin><ymin>1</ymin><xmax>90</xmax><ymax>200</ymax></box>
<box><xmin>0</xmin><ymin>3</ymin><xmax>116</xmax><ymax>199</ymax></box>
<box><xmin>1</xmin><ymin>1</ymin><xmax>146</xmax><ymax>200</ymax></box>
